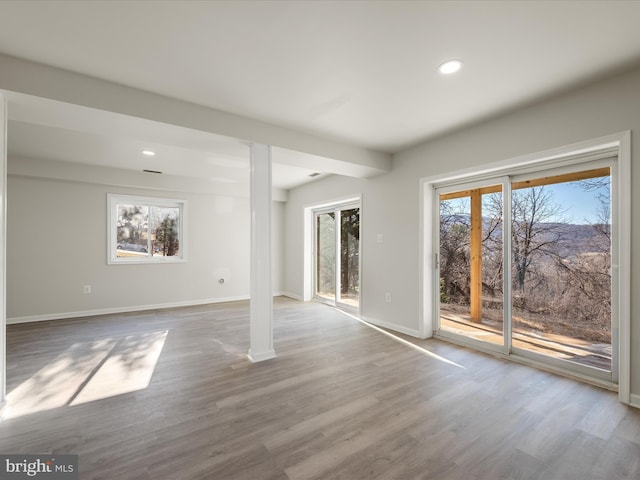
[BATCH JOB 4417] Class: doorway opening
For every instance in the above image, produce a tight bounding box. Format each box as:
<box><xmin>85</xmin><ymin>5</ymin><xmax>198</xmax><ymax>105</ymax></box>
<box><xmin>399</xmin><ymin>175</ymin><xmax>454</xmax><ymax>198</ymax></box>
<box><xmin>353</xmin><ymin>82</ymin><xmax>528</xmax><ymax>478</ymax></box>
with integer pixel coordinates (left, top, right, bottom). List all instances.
<box><xmin>314</xmin><ymin>202</ymin><xmax>360</xmax><ymax>311</ymax></box>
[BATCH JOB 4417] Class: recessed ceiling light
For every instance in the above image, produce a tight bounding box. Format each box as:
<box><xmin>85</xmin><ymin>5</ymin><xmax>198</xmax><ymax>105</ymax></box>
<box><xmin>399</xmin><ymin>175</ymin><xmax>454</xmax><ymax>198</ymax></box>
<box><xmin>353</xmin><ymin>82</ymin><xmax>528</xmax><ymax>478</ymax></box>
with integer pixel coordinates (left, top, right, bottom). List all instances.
<box><xmin>141</xmin><ymin>150</ymin><xmax>156</xmax><ymax>156</ymax></box>
<box><xmin>439</xmin><ymin>59</ymin><xmax>463</xmax><ymax>75</ymax></box>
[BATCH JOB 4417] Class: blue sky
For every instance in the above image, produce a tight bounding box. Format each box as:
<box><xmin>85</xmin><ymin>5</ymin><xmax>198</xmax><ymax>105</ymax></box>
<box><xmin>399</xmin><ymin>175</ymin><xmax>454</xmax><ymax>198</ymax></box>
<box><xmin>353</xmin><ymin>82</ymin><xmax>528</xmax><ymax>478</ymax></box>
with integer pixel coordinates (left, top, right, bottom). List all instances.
<box><xmin>544</xmin><ymin>179</ymin><xmax>610</xmax><ymax>225</ymax></box>
<box><xmin>443</xmin><ymin>175</ymin><xmax>610</xmax><ymax>225</ymax></box>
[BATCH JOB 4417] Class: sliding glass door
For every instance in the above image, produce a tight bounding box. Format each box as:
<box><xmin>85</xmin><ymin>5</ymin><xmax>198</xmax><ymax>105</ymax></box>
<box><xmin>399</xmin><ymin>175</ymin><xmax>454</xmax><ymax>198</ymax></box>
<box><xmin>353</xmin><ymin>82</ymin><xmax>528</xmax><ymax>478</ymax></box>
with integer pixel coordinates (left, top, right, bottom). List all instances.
<box><xmin>436</xmin><ymin>162</ymin><xmax>615</xmax><ymax>381</ymax></box>
<box><xmin>315</xmin><ymin>204</ymin><xmax>360</xmax><ymax>310</ymax></box>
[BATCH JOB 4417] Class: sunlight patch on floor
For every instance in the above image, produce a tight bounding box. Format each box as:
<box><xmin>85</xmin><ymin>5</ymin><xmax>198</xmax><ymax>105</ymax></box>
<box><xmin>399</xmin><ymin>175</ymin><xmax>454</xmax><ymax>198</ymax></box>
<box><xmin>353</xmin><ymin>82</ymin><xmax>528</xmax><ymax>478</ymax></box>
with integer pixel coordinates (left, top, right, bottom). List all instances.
<box><xmin>333</xmin><ymin>308</ymin><xmax>465</xmax><ymax>369</ymax></box>
<box><xmin>2</xmin><ymin>331</ymin><xmax>168</xmax><ymax>420</ymax></box>
<box><xmin>70</xmin><ymin>330</ymin><xmax>168</xmax><ymax>406</ymax></box>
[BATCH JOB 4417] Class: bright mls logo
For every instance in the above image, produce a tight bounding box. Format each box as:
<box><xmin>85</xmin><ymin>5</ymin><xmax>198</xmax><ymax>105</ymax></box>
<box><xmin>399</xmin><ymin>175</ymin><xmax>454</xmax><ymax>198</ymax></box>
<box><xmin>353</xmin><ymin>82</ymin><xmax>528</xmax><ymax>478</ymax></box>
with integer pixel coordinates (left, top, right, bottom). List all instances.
<box><xmin>0</xmin><ymin>455</ymin><xmax>77</xmax><ymax>479</ymax></box>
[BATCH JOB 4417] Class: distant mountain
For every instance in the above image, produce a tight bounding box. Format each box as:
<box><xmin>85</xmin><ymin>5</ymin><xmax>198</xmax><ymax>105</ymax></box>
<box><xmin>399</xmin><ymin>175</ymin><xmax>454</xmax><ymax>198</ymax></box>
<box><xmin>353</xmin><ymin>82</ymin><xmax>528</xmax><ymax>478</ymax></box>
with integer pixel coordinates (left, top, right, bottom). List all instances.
<box><xmin>441</xmin><ymin>213</ymin><xmax>610</xmax><ymax>256</ymax></box>
<box><xmin>549</xmin><ymin>223</ymin><xmax>610</xmax><ymax>256</ymax></box>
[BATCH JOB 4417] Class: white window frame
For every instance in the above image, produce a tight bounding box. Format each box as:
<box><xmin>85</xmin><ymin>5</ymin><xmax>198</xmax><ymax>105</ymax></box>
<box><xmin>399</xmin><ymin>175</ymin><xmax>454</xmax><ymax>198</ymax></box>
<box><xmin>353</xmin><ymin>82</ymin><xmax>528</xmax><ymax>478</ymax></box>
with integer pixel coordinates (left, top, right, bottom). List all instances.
<box><xmin>420</xmin><ymin>131</ymin><xmax>631</xmax><ymax>403</ymax></box>
<box><xmin>108</xmin><ymin>194</ymin><xmax>187</xmax><ymax>264</ymax></box>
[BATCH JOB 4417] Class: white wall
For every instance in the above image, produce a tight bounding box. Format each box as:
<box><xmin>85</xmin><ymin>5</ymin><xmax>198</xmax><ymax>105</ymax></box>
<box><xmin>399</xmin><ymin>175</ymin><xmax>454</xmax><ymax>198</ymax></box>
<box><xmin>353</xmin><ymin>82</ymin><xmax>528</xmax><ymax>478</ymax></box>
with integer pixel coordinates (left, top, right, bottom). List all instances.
<box><xmin>7</xmin><ymin>168</ymin><xmax>285</xmax><ymax>320</ymax></box>
<box><xmin>272</xmin><ymin>200</ymin><xmax>285</xmax><ymax>294</ymax></box>
<box><xmin>285</xmin><ymin>64</ymin><xmax>640</xmax><ymax>393</ymax></box>
<box><xmin>284</xmin><ymin>173</ymin><xmax>422</xmax><ymax>336</ymax></box>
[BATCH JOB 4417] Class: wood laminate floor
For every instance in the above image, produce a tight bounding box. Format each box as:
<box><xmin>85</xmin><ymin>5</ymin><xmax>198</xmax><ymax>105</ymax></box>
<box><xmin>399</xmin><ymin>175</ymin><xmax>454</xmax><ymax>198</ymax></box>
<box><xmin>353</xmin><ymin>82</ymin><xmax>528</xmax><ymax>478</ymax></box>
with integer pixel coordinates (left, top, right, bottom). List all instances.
<box><xmin>1</xmin><ymin>297</ymin><xmax>639</xmax><ymax>479</ymax></box>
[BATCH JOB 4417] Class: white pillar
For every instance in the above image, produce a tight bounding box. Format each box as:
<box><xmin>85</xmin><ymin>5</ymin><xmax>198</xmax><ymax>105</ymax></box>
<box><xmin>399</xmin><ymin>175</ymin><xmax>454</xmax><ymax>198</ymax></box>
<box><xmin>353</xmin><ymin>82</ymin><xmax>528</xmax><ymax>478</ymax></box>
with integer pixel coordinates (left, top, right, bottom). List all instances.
<box><xmin>0</xmin><ymin>94</ymin><xmax>6</xmax><ymax>405</ymax></box>
<box><xmin>248</xmin><ymin>143</ymin><xmax>275</xmax><ymax>362</ymax></box>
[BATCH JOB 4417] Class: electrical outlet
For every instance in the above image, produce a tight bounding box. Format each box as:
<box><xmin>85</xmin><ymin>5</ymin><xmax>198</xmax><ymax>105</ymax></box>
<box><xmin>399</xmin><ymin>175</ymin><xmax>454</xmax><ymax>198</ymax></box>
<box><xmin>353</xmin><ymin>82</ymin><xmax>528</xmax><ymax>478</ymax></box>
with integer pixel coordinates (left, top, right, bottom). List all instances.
<box><xmin>385</xmin><ymin>292</ymin><xmax>391</xmax><ymax>302</ymax></box>
<box><xmin>377</xmin><ymin>233</ymin><xmax>384</xmax><ymax>243</ymax></box>
<box><xmin>83</xmin><ymin>285</ymin><xmax>92</xmax><ymax>294</ymax></box>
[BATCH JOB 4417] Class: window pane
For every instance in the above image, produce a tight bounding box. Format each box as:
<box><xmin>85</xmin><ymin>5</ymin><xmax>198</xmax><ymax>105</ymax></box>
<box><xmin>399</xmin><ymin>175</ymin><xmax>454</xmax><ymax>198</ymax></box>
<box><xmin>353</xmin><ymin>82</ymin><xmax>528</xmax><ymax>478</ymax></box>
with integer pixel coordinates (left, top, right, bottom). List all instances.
<box><xmin>511</xmin><ymin>172</ymin><xmax>611</xmax><ymax>371</ymax></box>
<box><xmin>116</xmin><ymin>205</ymin><xmax>149</xmax><ymax>257</ymax></box>
<box><xmin>316</xmin><ymin>212</ymin><xmax>336</xmax><ymax>300</ymax></box>
<box><xmin>150</xmin><ymin>206</ymin><xmax>181</xmax><ymax>257</ymax></box>
<box><xmin>439</xmin><ymin>186</ymin><xmax>504</xmax><ymax>347</ymax></box>
<box><xmin>340</xmin><ymin>208</ymin><xmax>360</xmax><ymax>307</ymax></box>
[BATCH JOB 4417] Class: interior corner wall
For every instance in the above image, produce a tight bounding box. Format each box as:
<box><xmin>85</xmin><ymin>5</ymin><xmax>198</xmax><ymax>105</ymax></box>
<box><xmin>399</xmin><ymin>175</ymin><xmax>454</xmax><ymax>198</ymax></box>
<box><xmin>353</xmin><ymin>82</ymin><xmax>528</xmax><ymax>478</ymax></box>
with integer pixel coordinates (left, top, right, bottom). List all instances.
<box><xmin>7</xmin><ymin>172</ymin><xmax>285</xmax><ymax>320</ymax></box>
<box><xmin>285</xmin><ymin>63</ymin><xmax>640</xmax><ymax>395</ymax></box>
<box><xmin>284</xmin><ymin>172</ymin><xmax>422</xmax><ymax>336</ymax></box>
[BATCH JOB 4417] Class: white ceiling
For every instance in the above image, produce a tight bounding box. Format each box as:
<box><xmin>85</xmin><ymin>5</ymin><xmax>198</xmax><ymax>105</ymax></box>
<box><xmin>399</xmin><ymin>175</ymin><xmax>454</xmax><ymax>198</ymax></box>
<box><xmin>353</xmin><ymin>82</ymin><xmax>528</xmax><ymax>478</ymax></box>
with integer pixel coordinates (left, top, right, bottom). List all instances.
<box><xmin>1</xmin><ymin>0</ymin><xmax>640</xmax><ymax>188</ymax></box>
<box><xmin>4</xmin><ymin>91</ymin><xmax>331</xmax><ymax>190</ymax></box>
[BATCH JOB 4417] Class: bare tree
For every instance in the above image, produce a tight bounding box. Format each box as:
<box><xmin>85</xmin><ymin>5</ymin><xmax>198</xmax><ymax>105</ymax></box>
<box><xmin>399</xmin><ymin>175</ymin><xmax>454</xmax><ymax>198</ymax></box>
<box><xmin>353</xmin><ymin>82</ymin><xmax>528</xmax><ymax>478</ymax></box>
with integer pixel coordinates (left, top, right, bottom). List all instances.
<box><xmin>552</xmin><ymin>176</ymin><xmax>612</xmax><ymax>335</ymax></box>
<box><xmin>439</xmin><ymin>199</ymin><xmax>471</xmax><ymax>304</ymax></box>
<box><xmin>578</xmin><ymin>176</ymin><xmax>611</xmax><ymax>241</ymax></box>
<box><xmin>511</xmin><ymin>186</ymin><xmax>564</xmax><ymax>295</ymax></box>
<box><xmin>481</xmin><ymin>193</ymin><xmax>504</xmax><ymax>298</ymax></box>
<box><xmin>439</xmin><ymin>192</ymin><xmax>505</xmax><ymax>305</ymax></box>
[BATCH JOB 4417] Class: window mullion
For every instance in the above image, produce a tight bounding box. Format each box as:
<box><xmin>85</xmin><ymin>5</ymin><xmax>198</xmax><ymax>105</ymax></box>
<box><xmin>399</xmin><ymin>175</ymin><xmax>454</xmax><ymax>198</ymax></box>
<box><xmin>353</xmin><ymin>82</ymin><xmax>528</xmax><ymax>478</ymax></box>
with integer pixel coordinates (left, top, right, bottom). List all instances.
<box><xmin>503</xmin><ymin>176</ymin><xmax>513</xmax><ymax>355</ymax></box>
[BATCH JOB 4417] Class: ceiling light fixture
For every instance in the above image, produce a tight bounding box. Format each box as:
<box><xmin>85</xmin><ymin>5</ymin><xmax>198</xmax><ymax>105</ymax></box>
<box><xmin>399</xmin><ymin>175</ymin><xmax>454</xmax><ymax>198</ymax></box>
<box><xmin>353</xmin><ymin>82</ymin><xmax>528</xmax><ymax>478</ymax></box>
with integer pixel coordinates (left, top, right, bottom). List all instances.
<box><xmin>438</xmin><ymin>59</ymin><xmax>463</xmax><ymax>75</ymax></box>
<box><xmin>141</xmin><ymin>150</ymin><xmax>156</xmax><ymax>156</ymax></box>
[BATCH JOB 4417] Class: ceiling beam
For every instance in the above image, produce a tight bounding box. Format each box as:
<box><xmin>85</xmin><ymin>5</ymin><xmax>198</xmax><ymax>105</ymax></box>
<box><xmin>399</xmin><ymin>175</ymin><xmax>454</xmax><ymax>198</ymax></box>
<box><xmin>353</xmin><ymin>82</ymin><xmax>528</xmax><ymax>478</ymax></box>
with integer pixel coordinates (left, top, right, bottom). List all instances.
<box><xmin>8</xmin><ymin>156</ymin><xmax>288</xmax><ymax>202</ymax></box>
<box><xmin>0</xmin><ymin>53</ymin><xmax>391</xmax><ymax>178</ymax></box>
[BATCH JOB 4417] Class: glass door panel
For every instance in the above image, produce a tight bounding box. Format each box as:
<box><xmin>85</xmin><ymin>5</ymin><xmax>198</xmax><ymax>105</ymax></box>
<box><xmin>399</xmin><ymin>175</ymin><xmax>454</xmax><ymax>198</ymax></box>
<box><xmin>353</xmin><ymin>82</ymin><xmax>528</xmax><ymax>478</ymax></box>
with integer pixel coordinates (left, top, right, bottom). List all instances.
<box><xmin>315</xmin><ymin>205</ymin><xmax>361</xmax><ymax>310</ymax></box>
<box><xmin>316</xmin><ymin>212</ymin><xmax>336</xmax><ymax>303</ymax></box>
<box><xmin>438</xmin><ymin>184</ymin><xmax>504</xmax><ymax>347</ymax></box>
<box><xmin>511</xmin><ymin>168</ymin><xmax>612</xmax><ymax>372</ymax></box>
<box><xmin>338</xmin><ymin>208</ymin><xmax>360</xmax><ymax>309</ymax></box>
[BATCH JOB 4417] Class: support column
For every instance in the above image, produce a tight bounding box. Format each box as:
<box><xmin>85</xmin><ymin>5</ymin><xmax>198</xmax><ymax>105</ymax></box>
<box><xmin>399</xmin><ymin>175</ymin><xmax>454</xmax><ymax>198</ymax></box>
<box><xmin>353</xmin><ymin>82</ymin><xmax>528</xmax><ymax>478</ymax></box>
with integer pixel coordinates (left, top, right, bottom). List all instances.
<box><xmin>470</xmin><ymin>189</ymin><xmax>482</xmax><ymax>323</ymax></box>
<box><xmin>248</xmin><ymin>143</ymin><xmax>276</xmax><ymax>362</ymax></box>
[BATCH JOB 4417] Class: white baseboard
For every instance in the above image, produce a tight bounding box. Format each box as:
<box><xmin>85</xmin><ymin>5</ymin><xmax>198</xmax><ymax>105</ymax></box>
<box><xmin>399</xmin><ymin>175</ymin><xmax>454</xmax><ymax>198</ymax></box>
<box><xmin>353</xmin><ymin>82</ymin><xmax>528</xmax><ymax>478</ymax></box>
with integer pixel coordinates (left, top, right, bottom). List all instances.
<box><xmin>360</xmin><ymin>316</ymin><xmax>423</xmax><ymax>339</ymax></box>
<box><xmin>280</xmin><ymin>291</ymin><xmax>303</xmax><ymax>301</ymax></box>
<box><xmin>7</xmin><ymin>295</ymin><xmax>258</xmax><ymax>324</ymax></box>
<box><xmin>629</xmin><ymin>393</ymin><xmax>640</xmax><ymax>409</ymax></box>
<box><xmin>8</xmin><ymin>292</ymin><xmax>302</xmax><ymax>325</ymax></box>
<box><xmin>247</xmin><ymin>349</ymin><xmax>277</xmax><ymax>363</ymax></box>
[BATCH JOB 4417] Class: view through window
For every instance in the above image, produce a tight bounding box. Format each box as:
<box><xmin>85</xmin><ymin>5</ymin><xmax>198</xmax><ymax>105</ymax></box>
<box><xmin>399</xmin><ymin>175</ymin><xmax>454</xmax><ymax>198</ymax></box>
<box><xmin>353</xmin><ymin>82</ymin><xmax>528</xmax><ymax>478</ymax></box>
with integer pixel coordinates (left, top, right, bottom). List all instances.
<box><xmin>109</xmin><ymin>194</ymin><xmax>186</xmax><ymax>263</ymax></box>
<box><xmin>438</xmin><ymin>166</ymin><xmax>613</xmax><ymax>376</ymax></box>
<box><xmin>315</xmin><ymin>204</ymin><xmax>360</xmax><ymax>309</ymax></box>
